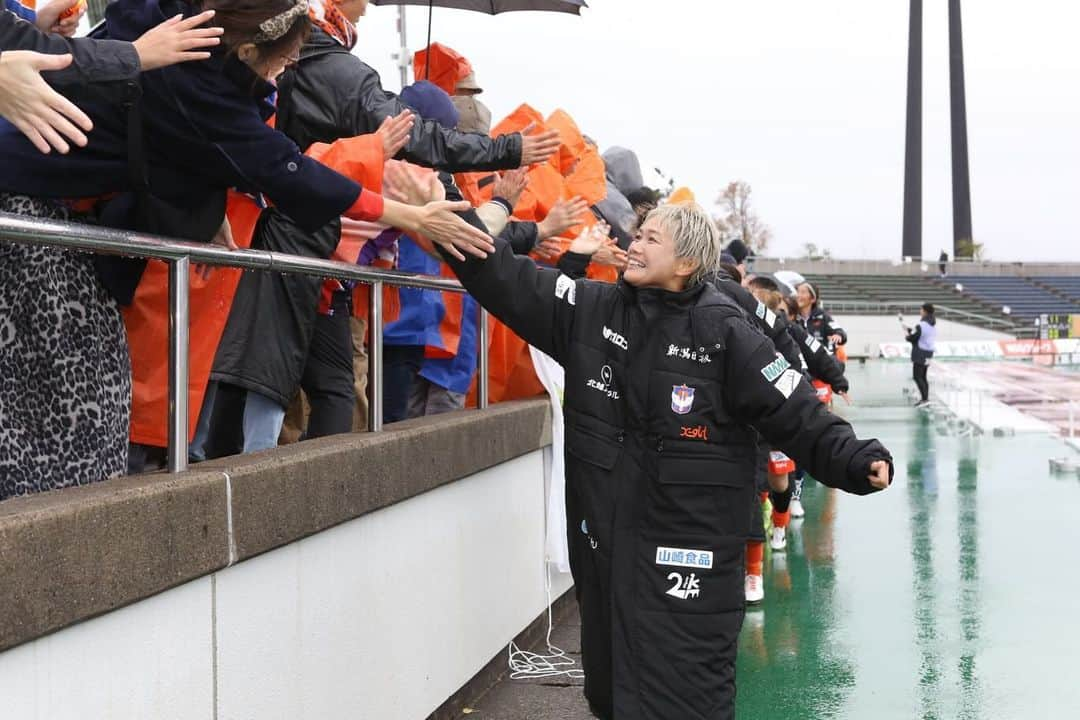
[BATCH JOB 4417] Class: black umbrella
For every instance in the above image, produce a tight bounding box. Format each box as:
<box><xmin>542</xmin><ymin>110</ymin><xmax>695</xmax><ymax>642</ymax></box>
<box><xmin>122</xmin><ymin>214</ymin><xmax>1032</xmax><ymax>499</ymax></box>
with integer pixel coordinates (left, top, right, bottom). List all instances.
<box><xmin>370</xmin><ymin>0</ymin><xmax>587</xmax><ymax>84</ymax></box>
<box><xmin>371</xmin><ymin>0</ymin><xmax>586</xmax><ymax>14</ymax></box>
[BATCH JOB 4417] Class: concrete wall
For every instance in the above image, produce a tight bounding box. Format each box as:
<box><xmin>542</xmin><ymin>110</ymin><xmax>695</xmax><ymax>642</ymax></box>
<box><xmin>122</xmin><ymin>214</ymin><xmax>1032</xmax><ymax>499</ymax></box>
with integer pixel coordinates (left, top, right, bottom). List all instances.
<box><xmin>0</xmin><ymin>399</ymin><xmax>569</xmax><ymax>720</ymax></box>
<box><xmin>834</xmin><ymin>315</ymin><xmax>1014</xmax><ymax>358</ymax></box>
<box><xmin>0</xmin><ymin>449</ymin><xmax>571</xmax><ymax>720</ymax></box>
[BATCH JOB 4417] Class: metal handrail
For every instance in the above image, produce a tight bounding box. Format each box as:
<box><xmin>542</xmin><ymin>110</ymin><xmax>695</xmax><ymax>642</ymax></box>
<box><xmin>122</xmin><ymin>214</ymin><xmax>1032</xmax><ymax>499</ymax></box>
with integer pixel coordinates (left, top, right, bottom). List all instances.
<box><xmin>823</xmin><ymin>299</ymin><xmax>1020</xmax><ymax>330</ymax></box>
<box><xmin>0</xmin><ymin>212</ymin><xmax>490</xmax><ymax>473</ymax></box>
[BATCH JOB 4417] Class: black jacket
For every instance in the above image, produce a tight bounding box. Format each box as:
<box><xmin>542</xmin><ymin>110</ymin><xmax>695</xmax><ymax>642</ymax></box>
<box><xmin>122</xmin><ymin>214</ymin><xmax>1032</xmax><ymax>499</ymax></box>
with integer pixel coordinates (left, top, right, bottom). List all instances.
<box><xmin>210</xmin><ymin>207</ymin><xmax>341</xmax><ymax>408</ymax></box>
<box><xmin>802</xmin><ymin>305</ymin><xmax>847</xmax><ymax>347</ymax></box>
<box><xmin>0</xmin><ymin>9</ymin><xmax>140</xmax><ymax>96</ymax></box>
<box><xmin>276</xmin><ymin>28</ymin><xmax>522</xmax><ymax>172</ymax></box>
<box><xmin>442</xmin><ymin>239</ymin><xmax>893</xmax><ymax>720</ymax></box>
<box><xmin>788</xmin><ymin>320</ymin><xmax>849</xmax><ymax>393</ymax></box>
<box><xmin>709</xmin><ymin>273</ymin><xmax>804</xmax><ymax>372</ymax></box>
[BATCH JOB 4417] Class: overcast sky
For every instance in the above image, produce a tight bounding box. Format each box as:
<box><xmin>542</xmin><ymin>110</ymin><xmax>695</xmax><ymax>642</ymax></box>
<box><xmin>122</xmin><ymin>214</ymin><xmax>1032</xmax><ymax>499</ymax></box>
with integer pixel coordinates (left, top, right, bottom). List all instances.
<box><xmin>352</xmin><ymin>1</ymin><xmax>1080</xmax><ymax>262</ymax></box>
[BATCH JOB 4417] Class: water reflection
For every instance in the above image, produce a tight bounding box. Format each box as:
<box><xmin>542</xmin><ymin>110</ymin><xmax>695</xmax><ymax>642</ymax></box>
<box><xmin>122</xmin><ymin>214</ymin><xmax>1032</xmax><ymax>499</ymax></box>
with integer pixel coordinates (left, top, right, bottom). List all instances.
<box><xmin>907</xmin><ymin>412</ymin><xmax>942</xmax><ymax>719</ymax></box>
<box><xmin>736</xmin><ymin>482</ymin><xmax>855</xmax><ymax>717</ymax></box>
<box><xmin>956</xmin><ymin>438</ymin><xmax>983</xmax><ymax>718</ymax></box>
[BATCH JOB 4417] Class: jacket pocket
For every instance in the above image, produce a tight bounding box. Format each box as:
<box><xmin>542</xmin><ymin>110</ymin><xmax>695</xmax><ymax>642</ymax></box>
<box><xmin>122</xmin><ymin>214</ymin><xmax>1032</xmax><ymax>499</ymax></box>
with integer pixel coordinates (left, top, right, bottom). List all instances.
<box><xmin>647</xmin><ymin>452</ymin><xmax>754</xmax><ymax>538</ymax></box>
<box><xmin>636</xmin><ymin>533</ymin><xmax>745</xmax><ymax>615</ymax></box>
<box><xmin>564</xmin><ymin>408</ymin><xmax>622</xmax><ymax>470</ymax></box>
<box><xmin>657</xmin><ymin>451</ymin><xmax>744</xmax><ymax>488</ymax></box>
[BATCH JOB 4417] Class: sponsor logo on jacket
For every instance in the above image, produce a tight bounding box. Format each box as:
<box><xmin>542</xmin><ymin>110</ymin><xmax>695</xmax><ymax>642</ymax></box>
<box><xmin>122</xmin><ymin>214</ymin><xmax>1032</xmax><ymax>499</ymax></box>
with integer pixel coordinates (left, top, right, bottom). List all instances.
<box><xmin>772</xmin><ymin>368</ymin><xmax>802</xmax><ymax>399</ymax></box>
<box><xmin>602</xmin><ymin>326</ymin><xmax>628</xmax><ymax>351</ymax></box>
<box><xmin>755</xmin><ymin>302</ymin><xmax>777</xmax><ymax>328</ymax></box>
<box><xmin>656</xmin><ymin>546</ymin><xmax>714</xmax><ymax>569</ymax></box>
<box><xmin>665</xmin><ymin>344</ymin><xmax>712</xmax><ymax>365</ymax></box>
<box><xmin>671</xmin><ymin>384</ymin><xmax>695</xmax><ymax>414</ymax></box>
<box><xmin>554</xmin><ymin>274</ymin><xmax>576</xmax><ymax>305</ymax></box>
<box><xmin>665</xmin><ymin>572</ymin><xmax>701</xmax><ymax>600</ymax></box>
<box><xmin>680</xmin><ymin>425</ymin><xmax>708</xmax><ymax>441</ymax></box>
<box><xmin>760</xmin><ymin>354</ymin><xmax>791</xmax><ymax>383</ymax></box>
<box><xmin>587</xmin><ymin>364</ymin><xmax>620</xmax><ymax>399</ymax></box>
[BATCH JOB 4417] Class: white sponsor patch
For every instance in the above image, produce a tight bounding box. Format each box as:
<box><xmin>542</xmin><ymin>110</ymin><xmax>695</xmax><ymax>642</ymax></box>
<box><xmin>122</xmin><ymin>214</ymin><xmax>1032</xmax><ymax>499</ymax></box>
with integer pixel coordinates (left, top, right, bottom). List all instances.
<box><xmin>773</xmin><ymin>368</ymin><xmax>802</xmax><ymax>399</ymax></box>
<box><xmin>602</xmin><ymin>325</ymin><xmax>628</xmax><ymax>350</ymax></box>
<box><xmin>754</xmin><ymin>302</ymin><xmax>777</xmax><ymax>329</ymax></box>
<box><xmin>554</xmin><ymin>274</ymin><xmax>576</xmax><ymax>305</ymax></box>
<box><xmin>805</xmin><ymin>336</ymin><xmax>822</xmax><ymax>354</ymax></box>
<box><xmin>656</xmin><ymin>546</ymin><xmax>714</xmax><ymax>569</ymax></box>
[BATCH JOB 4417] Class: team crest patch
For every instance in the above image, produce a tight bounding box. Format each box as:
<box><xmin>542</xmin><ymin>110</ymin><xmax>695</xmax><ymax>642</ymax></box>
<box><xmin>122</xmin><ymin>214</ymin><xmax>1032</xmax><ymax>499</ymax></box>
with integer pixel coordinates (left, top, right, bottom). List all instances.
<box><xmin>671</xmin><ymin>384</ymin><xmax>695</xmax><ymax>414</ymax></box>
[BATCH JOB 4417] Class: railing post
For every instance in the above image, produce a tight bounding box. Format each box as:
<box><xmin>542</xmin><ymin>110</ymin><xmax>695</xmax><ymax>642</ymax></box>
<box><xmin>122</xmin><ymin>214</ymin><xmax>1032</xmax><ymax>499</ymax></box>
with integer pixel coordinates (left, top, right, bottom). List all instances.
<box><xmin>167</xmin><ymin>257</ymin><xmax>190</xmax><ymax>473</ymax></box>
<box><xmin>478</xmin><ymin>308</ymin><xmax>490</xmax><ymax>409</ymax></box>
<box><xmin>368</xmin><ymin>281</ymin><xmax>383</xmax><ymax>432</ymax></box>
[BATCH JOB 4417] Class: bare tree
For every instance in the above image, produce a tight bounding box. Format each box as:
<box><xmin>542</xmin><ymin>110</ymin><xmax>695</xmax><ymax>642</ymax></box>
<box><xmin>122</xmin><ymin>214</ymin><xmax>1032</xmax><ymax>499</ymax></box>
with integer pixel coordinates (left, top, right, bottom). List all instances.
<box><xmin>715</xmin><ymin>181</ymin><xmax>772</xmax><ymax>254</ymax></box>
<box><xmin>801</xmin><ymin>242</ymin><xmax>833</xmax><ymax>260</ymax></box>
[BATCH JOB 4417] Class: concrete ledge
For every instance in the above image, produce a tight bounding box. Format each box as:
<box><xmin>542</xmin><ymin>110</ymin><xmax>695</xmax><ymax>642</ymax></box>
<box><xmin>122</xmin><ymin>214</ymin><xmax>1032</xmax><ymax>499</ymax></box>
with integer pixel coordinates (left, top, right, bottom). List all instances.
<box><xmin>0</xmin><ymin>399</ymin><xmax>551</xmax><ymax>653</ymax></box>
<box><xmin>0</xmin><ymin>470</ymin><xmax>229</xmax><ymax>652</ymax></box>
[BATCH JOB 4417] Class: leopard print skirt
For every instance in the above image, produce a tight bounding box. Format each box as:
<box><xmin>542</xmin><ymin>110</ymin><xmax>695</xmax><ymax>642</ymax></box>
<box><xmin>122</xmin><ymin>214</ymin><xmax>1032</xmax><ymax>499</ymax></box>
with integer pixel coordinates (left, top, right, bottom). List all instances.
<box><xmin>0</xmin><ymin>194</ymin><xmax>131</xmax><ymax>500</ymax></box>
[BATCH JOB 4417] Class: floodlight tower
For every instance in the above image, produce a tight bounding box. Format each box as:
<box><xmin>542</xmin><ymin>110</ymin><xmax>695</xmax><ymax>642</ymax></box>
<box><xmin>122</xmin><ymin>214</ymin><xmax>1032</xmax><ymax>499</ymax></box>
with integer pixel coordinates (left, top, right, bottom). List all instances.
<box><xmin>948</xmin><ymin>0</ymin><xmax>974</xmax><ymax>258</ymax></box>
<box><xmin>901</xmin><ymin>0</ymin><xmax>922</xmax><ymax>260</ymax></box>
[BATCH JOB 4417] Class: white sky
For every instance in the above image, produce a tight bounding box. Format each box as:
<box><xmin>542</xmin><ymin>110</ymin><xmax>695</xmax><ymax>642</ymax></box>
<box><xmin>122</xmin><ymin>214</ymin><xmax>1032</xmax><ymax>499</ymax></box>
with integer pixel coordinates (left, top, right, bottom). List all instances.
<box><xmin>353</xmin><ymin>1</ymin><xmax>1080</xmax><ymax>261</ymax></box>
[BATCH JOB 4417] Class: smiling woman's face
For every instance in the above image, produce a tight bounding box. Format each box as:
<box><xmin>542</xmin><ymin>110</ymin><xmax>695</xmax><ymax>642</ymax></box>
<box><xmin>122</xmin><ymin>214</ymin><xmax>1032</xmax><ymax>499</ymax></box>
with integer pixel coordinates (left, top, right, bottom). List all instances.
<box><xmin>624</xmin><ymin>215</ymin><xmax>695</xmax><ymax>292</ymax></box>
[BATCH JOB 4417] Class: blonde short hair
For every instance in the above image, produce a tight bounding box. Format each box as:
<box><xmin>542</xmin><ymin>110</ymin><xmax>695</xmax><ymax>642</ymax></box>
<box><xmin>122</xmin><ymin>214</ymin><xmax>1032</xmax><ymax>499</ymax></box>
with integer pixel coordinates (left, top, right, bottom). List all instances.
<box><xmin>646</xmin><ymin>202</ymin><xmax>722</xmax><ymax>287</ymax></box>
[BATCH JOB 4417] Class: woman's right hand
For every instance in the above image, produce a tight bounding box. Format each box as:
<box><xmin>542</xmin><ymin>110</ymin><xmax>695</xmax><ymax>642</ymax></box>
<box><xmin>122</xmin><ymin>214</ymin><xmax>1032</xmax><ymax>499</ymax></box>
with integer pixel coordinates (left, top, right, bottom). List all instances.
<box><xmin>413</xmin><ymin>200</ymin><xmax>495</xmax><ymax>261</ymax></box>
<box><xmin>133</xmin><ymin>11</ymin><xmax>223</xmax><ymax>71</ymax></box>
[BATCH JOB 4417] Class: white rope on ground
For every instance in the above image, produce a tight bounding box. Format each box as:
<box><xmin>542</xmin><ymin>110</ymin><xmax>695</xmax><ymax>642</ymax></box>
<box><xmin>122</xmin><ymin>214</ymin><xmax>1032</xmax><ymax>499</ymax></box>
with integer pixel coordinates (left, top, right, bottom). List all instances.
<box><xmin>508</xmin><ymin>564</ymin><xmax>584</xmax><ymax>681</ymax></box>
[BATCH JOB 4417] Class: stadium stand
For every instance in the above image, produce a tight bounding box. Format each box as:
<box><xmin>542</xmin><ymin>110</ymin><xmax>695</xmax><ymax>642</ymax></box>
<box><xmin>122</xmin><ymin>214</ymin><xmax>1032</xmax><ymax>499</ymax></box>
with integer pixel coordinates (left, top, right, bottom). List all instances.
<box><xmin>946</xmin><ymin>276</ymin><xmax>1080</xmax><ymax>321</ymax></box>
<box><xmin>801</xmin><ymin>273</ymin><xmax>1024</xmax><ymax>334</ymax></box>
<box><xmin>1030</xmin><ymin>276</ymin><xmax>1080</xmax><ymax>304</ymax></box>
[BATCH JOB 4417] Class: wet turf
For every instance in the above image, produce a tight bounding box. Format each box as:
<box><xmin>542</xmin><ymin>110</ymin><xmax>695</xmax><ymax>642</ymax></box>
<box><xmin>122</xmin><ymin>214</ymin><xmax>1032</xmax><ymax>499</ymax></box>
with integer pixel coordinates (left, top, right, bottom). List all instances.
<box><xmin>736</xmin><ymin>361</ymin><xmax>1080</xmax><ymax>719</ymax></box>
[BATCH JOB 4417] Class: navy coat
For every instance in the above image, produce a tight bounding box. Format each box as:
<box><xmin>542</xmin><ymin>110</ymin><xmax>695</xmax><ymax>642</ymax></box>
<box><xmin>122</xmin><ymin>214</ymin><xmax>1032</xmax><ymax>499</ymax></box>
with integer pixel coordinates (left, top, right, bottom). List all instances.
<box><xmin>0</xmin><ymin>0</ymin><xmax>366</xmax><ymax>235</ymax></box>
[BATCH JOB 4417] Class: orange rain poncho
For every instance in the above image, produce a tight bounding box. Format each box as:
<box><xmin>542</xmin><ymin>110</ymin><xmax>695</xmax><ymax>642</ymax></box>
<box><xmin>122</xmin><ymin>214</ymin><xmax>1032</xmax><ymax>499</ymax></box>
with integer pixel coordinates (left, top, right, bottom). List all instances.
<box><xmin>465</xmin><ymin>104</ymin><xmax>621</xmax><ymax>405</ymax></box>
<box><xmin>412</xmin><ymin>42</ymin><xmax>473</xmax><ymax>97</ymax></box>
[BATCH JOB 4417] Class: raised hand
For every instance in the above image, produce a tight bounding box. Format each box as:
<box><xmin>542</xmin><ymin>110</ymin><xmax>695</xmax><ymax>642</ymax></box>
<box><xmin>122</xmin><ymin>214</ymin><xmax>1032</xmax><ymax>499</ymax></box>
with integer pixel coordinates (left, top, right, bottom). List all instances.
<box><xmin>384</xmin><ymin>160</ymin><xmax>442</xmax><ymax>206</ymax></box>
<box><xmin>568</xmin><ymin>222</ymin><xmax>608</xmax><ymax>257</ymax></box>
<box><xmin>0</xmin><ymin>51</ymin><xmax>91</xmax><ymax>154</ymax></box>
<box><xmin>493</xmin><ymin>168</ymin><xmax>529</xmax><ymax>209</ymax></box>
<box><xmin>36</xmin><ymin>0</ymin><xmax>85</xmax><ymax>37</ymax></box>
<box><xmin>133</xmin><ymin>11</ymin><xmax>223</xmax><ymax>71</ymax></box>
<box><xmin>376</xmin><ymin>110</ymin><xmax>414</xmax><ymax>159</ymax></box>
<box><xmin>414</xmin><ymin>200</ymin><xmax>494</xmax><ymax>262</ymax></box>
<box><xmin>538</xmin><ymin>196</ymin><xmax>589</xmax><ymax>240</ymax></box>
<box><xmin>518</xmin><ymin>122</ymin><xmax>560</xmax><ymax>167</ymax></box>
<box><xmin>592</xmin><ymin>238</ymin><xmax>629</xmax><ymax>270</ymax></box>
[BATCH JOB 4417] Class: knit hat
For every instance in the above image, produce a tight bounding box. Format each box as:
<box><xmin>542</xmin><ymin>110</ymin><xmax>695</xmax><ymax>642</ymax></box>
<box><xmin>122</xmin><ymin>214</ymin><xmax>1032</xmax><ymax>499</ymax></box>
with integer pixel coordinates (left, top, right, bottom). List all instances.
<box><xmin>725</xmin><ymin>238</ymin><xmax>749</xmax><ymax>265</ymax></box>
<box><xmin>400</xmin><ymin>81</ymin><xmax>460</xmax><ymax>129</ymax></box>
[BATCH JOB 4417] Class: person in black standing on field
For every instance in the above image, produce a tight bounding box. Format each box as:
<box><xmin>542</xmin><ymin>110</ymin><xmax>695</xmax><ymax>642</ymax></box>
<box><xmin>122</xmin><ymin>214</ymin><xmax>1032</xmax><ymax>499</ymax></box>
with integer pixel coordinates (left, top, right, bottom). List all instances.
<box><xmin>423</xmin><ymin>190</ymin><xmax>895</xmax><ymax>720</ymax></box>
<box><xmin>905</xmin><ymin>302</ymin><xmax>937</xmax><ymax>407</ymax></box>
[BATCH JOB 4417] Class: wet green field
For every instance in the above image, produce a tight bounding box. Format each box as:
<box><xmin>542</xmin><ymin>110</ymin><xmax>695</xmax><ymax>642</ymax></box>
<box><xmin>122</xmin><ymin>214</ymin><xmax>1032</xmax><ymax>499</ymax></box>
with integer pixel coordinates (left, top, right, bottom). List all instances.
<box><xmin>736</xmin><ymin>361</ymin><xmax>1080</xmax><ymax>719</ymax></box>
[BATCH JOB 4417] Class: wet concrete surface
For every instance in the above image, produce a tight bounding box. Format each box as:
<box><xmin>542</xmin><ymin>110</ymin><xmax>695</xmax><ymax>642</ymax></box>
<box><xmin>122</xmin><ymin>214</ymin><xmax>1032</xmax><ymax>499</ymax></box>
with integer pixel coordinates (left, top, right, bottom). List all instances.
<box><xmin>465</xmin><ymin>361</ymin><xmax>1080</xmax><ymax>719</ymax></box>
